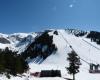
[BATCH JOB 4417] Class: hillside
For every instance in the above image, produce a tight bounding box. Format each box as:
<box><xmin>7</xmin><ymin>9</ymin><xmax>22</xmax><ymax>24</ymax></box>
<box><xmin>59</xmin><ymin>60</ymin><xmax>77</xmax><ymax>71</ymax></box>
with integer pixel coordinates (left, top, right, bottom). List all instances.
<box><xmin>0</xmin><ymin>29</ymin><xmax>100</xmax><ymax>80</ymax></box>
<box><xmin>0</xmin><ymin>32</ymin><xmax>37</xmax><ymax>53</ymax></box>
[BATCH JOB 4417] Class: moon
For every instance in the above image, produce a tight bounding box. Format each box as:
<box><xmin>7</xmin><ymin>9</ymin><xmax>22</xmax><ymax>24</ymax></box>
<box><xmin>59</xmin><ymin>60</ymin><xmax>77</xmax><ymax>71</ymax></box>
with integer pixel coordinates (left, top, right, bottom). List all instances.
<box><xmin>69</xmin><ymin>4</ymin><xmax>74</xmax><ymax>8</ymax></box>
<box><xmin>68</xmin><ymin>0</ymin><xmax>76</xmax><ymax>8</ymax></box>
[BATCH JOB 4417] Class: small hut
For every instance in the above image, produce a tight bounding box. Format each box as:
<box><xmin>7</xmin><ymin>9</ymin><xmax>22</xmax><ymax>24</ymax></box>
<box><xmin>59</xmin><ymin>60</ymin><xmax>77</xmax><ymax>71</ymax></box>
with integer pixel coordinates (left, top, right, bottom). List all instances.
<box><xmin>40</xmin><ymin>70</ymin><xmax>61</xmax><ymax>77</ymax></box>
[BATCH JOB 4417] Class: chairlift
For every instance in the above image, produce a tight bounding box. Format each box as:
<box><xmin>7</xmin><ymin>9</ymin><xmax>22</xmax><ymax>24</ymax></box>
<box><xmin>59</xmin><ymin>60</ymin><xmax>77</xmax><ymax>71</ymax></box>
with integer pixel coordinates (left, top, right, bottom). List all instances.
<box><xmin>89</xmin><ymin>63</ymin><xmax>100</xmax><ymax>73</ymax></box>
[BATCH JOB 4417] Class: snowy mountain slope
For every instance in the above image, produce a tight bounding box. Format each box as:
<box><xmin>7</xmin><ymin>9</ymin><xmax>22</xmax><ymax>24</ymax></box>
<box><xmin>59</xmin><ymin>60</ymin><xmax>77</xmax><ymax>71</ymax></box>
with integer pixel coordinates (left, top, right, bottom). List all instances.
<box><xmin>0</xmin><ymin>29</ymin><xmax>100</xmax><ymax>80</ymax></box>
<box><xmin>0</xmin><ymin>32</ymin><xmax>38</xmax><ymax>53</ymax></box>
<box><xmin>40</xmin><ymin>29</ymin><xmax>100</xmax><ymax>80</ymax></box>
<box><xmin>28</xmin><ymin>29</ymin><xmax>100</xmax><ymax>80</ymax></box>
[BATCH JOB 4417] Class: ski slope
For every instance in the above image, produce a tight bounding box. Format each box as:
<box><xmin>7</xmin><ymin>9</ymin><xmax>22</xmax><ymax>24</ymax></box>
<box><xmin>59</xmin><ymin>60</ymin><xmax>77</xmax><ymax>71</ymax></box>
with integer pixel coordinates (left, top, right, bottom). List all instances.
<box><xmin>29</xmin><ymin>29</ymin><xmax>100</xmax><ymax>80</ymax></box>
<box><xmin>58</xmin><ymin>30</ymin><xmax>100</xmax><ymax>80</ymax></box>
<box><xmin>0</xmin><ymin>29</ymin><xmax>100</xmax><ymax>80</ymax></box>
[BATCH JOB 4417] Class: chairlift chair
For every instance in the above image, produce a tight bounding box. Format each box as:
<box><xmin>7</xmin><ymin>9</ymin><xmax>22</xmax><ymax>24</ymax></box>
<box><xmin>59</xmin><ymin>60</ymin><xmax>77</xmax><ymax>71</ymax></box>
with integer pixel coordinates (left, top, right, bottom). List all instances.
<box><xmin>89</xmin><ymin>63</ymin><xmax>100</xmax><ymax>73</ymax></box>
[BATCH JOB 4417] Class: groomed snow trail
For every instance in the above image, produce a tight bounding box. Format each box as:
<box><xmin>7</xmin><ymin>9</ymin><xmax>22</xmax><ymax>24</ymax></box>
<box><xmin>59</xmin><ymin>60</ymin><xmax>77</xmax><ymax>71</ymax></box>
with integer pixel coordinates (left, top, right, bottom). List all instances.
<box><xmin>58</xmin><ymin>30</ymin><xmax>100</xmax><ymax>80</ymax></box>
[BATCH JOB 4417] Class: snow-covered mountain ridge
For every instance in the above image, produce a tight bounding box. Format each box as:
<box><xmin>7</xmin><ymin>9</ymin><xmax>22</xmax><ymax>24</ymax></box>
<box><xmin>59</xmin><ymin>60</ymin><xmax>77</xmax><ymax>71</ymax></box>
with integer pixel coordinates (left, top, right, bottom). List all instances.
<box><xmin>36</xmin><ymin>29</ymin><xmax>100</xmax><ymax>80</ymax></box>
<box><xmin>0</xmin><ymin>29</ymin><xmax>100</xmax><ymax>80</ymax></box>
<box><xmin>28</xmin><ymin>29</ymin><xmax>100</xmax><ymax>80</ymax></box>
<box><xmin>0</xmin><ymin>32</ymin><xmax>38</xmax><ymax>53</ymax></box>
<box><xmin>0</xmin><ymin>29</ymin><xmax>99</xmax><ymax>52</ymax></box>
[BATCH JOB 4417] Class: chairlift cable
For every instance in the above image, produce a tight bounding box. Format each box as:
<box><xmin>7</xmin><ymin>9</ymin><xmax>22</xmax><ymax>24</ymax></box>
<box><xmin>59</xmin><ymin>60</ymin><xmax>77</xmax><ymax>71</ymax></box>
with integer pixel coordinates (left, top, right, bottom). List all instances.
<box><xmin>59</xmin><ymin>31</ymin><xmax>100</xmax><ymax>66</ymax></box>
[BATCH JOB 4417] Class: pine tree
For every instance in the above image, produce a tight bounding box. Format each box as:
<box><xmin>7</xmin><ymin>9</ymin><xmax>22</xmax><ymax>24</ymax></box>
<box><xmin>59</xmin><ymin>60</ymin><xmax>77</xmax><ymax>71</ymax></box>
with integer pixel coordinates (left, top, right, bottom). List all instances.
<box><xmin>0</xmin><ymin>48</ymin><xmax>29</xmax><ymax>76</ymax></box>
<box><xmin>66</xmin><ymin>50</ymin><xmax>81</xmax><ymax>80</ymax></box>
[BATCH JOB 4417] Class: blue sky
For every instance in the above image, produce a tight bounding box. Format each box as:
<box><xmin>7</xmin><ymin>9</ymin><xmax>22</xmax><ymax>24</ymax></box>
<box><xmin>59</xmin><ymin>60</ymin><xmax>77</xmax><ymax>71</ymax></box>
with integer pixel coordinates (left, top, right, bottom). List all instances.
<box><xmin>0</xmin><ymin>0</ymin><xmax>100</xmax><ymax>33</ymax></box>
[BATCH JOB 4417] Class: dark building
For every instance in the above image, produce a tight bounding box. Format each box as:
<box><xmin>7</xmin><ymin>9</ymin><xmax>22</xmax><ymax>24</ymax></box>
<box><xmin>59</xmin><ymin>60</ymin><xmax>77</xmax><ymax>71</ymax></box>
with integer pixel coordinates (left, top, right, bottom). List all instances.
<box><xmin>40</xmin><ymin>70</ymin><xmax>61</xmax><ymax>77</ymax></box>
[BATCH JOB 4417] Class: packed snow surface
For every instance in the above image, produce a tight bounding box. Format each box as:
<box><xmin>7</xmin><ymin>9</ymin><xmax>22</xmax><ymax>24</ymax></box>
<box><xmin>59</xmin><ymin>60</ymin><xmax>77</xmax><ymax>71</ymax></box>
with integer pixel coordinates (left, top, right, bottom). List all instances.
<box><xmin>0</xmin><ymin>29</ymin><xmax>100</xmax><ymax>80</ymax></box>
<box><xmin>28</xmin><ymin>30</ymin><xmax>100</xmax><ymax>80</ymax></box>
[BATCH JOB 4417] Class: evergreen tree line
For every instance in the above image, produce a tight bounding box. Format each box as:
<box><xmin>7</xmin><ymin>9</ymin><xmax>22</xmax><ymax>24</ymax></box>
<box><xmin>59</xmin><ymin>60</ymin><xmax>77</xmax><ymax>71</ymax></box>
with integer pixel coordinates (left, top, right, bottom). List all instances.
<box><xmin>65</xmin><ymin>29</ymin><xmax>87</xmax><ymax>37</ymax></box>
<box><xmin>21</xmin><ymin>31</ymin><xmax>57</xmax><ymax>60</ymax></box>
<box><xmin>0</xmin><ymin>47</ymin><xmax>29</xmax><ymax>76</ymax></box>
<box><xmin>87</xmin><ymin>31</ymin><xmax>100</xmax><ymax>44</ymax></box>
<box><xmin>0</xmin><ymin>31</ymin><xmax>57</xmax><ymax>77</ymax></box>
